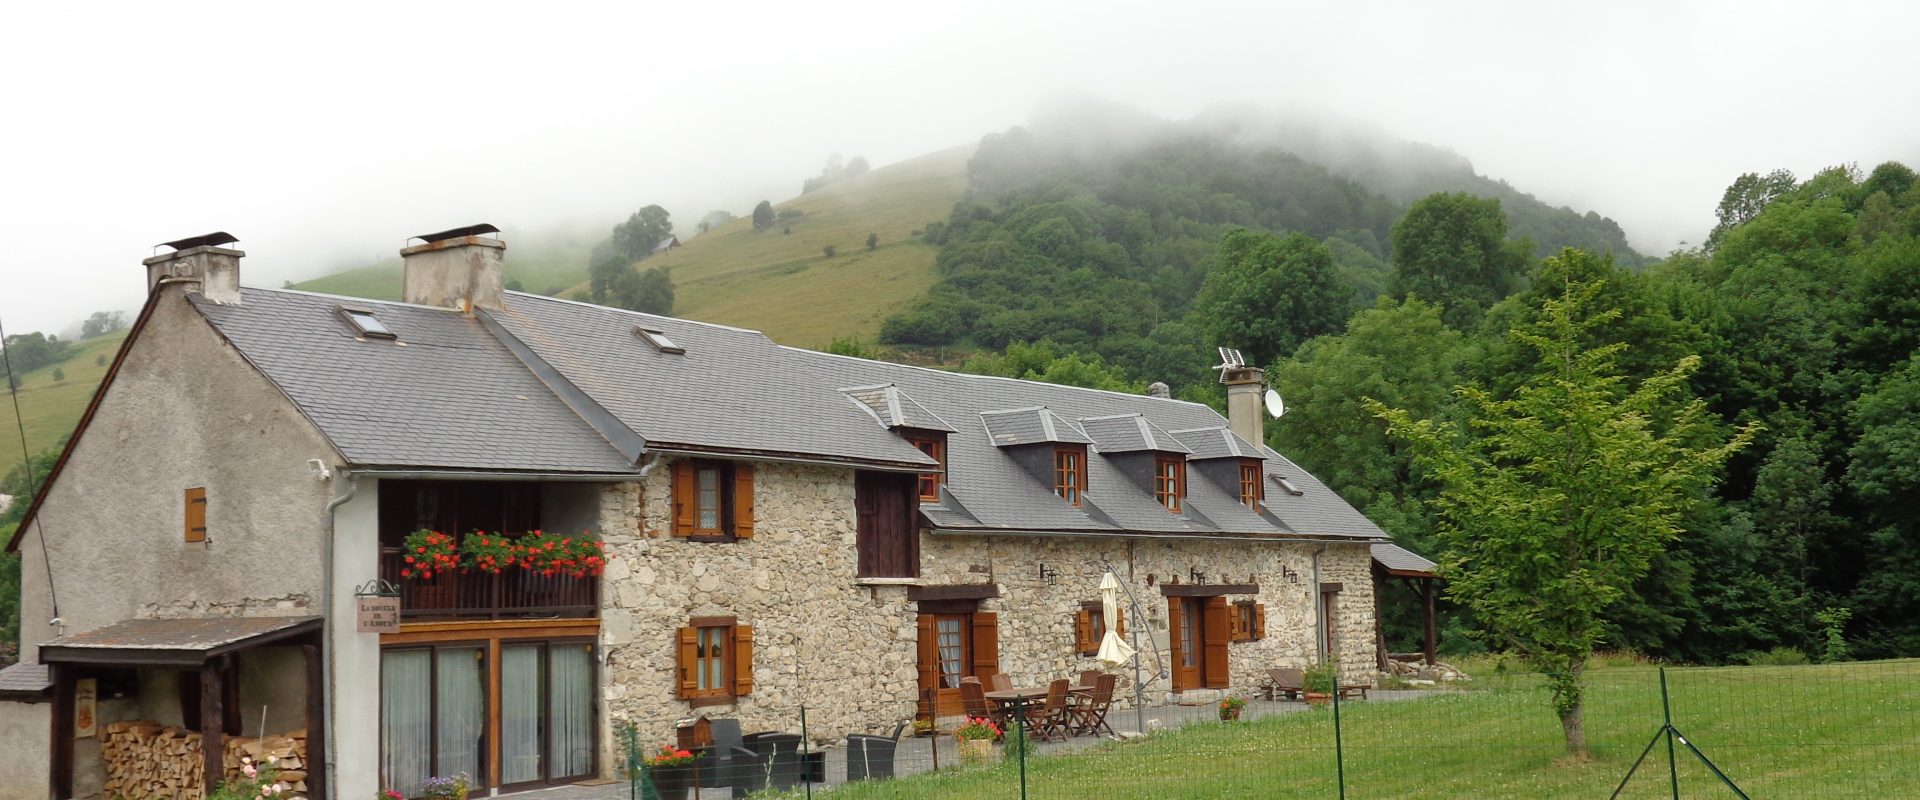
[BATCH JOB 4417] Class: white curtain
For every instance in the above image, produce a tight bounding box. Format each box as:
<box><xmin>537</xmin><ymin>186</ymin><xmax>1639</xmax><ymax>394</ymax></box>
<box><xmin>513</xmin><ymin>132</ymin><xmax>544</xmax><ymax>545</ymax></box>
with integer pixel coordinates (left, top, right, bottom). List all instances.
<box><xmin>436</xmin><ymin>648</ymin><xmax>485</xmax><ymax>783</ymax></box>
<box><xmin>549</xmin><ymin>644</ymin><xmax>595</xmax><ymax>779</ymax></box>
<box><xmin>502</xmin><ymin>645</ymin><xmax>544</xmax><ymax>784</ymax></box>
<box><xmin>382</xmin><ymin>651</ymin><xmax>432</xmax><ymax>797</ymax></box>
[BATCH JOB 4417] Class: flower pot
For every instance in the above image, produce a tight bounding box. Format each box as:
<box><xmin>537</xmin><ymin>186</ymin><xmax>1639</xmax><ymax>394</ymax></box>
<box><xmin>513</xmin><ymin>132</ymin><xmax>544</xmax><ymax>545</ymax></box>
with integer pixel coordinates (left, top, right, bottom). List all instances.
<box><xmin>1218</xmin><ymin>707</ymin><xmax>1243</xmax><ymax>721</ymax></box>
<box><xmin>956</xmin><ymin>737</ymin><xmax>999</xmax><ymax>766</ymax></box>
<box><xmin>645</xmin><ymin>765</ymin><xmax>695</xmax><ymax>800</ymax></box>
<box><xmin>1305</xmin><ymin>692</ymin><xmax>1332</xmax><ymax>707</ymax></box>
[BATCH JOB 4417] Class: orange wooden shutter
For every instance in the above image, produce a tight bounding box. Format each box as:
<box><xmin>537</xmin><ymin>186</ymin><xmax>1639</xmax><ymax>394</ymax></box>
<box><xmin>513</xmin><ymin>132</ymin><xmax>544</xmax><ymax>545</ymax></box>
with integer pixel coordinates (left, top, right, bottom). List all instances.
<box><xmin>184</xmin><ymin>487</ymin><xmax>207</xmax><ymax>543</ymax></box>
<box><xmin>675</xmin><ymin>627</ymin><xmax>698</xmax><ymax>698</ymax></box>
<box><xmin>915</xmin><ymin>616</ymin><xmax>939</xmax><ymax>693</ymax></box>
<box><xmin>672</xmin><ymin>462</ymin><xmax>695</xmax><ymax>536</ymax></box>
<box><xmin>732</xmin><ymin>464</ymin><xmax>755</xmax><ymax>539</ymax></box>
<box><xmin>1254</xmin><ymin>604</ymin><xmax>1267</xmax><ymax>641</ymax></box>
<box><xmin>1115</xmin><ymin>606</ymin><xmax>1125</xmax><ymax>636</ymax></box>
<box><xmin>1167</xmin><ymin>598</ymin><xmax>1185</xmax><ymax>691</ymax></box>
<box><xmin>733</xmin><ymin>625</ymin><xmax>755</xmax><ymax>696</ymax></box>
<box><xmin>1202</xmin><ymin>597</ymin><xmax>1231</xmax><ymax>689</ymax></box>
<box><xmin>970</xmin><ymin>612</ymin><xmax>999</xmax><ymax>679</ymax></box>
<box><xmin>1074</xmin><ymin>609</ymin><xmax>1093</xmax><ymax>655</ymax></box>
<box><xmin>1229</xmin><ymin>605</ymin><xmax>1246</xmax><ymax>642</ymax></box>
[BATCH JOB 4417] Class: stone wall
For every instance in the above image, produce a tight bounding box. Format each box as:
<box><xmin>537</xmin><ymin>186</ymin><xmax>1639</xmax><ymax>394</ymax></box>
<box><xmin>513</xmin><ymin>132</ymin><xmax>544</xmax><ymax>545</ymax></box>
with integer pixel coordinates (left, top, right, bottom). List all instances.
<box><xmin>597</xmin><ymin>458</ymin><xmax>1378</xmax><ymax>749</ymax></box>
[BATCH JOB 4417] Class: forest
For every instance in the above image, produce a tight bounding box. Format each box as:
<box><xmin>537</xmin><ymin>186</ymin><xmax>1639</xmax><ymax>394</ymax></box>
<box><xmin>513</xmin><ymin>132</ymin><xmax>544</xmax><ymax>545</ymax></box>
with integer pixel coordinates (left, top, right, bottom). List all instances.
<box><xmin>890</xmin><ymin>114</ymin><xmax>1920</xmax><ymax>664</ymax></box>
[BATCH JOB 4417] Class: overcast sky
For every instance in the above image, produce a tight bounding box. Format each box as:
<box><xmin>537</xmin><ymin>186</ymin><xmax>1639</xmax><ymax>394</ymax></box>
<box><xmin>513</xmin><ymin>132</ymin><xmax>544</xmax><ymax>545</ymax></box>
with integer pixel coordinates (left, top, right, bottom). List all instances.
<box><xmin>3</xmin><ymin>0</ymin><xmax>1915</xmax><ymax>337</ymax></box>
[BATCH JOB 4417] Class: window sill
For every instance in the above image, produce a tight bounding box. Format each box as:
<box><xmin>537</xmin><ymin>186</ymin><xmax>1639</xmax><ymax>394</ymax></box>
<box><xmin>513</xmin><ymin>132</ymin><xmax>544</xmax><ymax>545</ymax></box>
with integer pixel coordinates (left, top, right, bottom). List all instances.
<box><xmin>687</xmin><ymin>694</ymin><xmax>737</xmax><ymax>710</ymax></box>
<box><xmin>854</xmin><ymin>577</ymin><xmax>923</xmax><ymax>587</ymax></box>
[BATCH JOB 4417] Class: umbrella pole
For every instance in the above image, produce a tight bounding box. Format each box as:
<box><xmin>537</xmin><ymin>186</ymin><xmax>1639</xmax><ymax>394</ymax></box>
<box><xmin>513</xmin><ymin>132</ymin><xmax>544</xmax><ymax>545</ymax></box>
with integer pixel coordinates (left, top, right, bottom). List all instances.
<box><xmin>1131</xmin><ymin>620</ymin><xmax>1145</xmax><ymax>736</ymax></box>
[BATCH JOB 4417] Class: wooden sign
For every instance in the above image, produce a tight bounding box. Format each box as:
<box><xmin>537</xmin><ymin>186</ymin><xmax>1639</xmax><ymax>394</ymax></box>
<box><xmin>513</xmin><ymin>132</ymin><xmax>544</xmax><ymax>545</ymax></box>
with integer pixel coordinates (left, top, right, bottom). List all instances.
<box><xmin>356</xmin><ymin>596</ymin><xmax>401</xmax><ymax>632</ymax></box>
<box><xmin>75</xmin><ymin>678</ymin><xmax>97</xmax><ymax>739</ymax></box>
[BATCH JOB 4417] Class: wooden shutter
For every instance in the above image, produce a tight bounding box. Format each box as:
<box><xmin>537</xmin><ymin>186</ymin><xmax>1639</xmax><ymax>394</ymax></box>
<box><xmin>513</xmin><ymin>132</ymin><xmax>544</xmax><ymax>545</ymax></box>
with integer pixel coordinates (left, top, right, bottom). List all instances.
<box><xmin>970</xmin><ymin>612</ymin><xmax>999</xmax><ymax>679</ymax></box>
<box><xmin>915</xmin><ymin>615</ymin><xmax>939</xmax><ymax>693</ymax></box>
<box><xmin>672</xmin><ymin>462</ymin><xmax>695</xmax><ymax>537</ymax></box>
<box><xmin>1203</xmin><ymin>597</ymin><xmax>1231</xmax><ymax>689</ymax></box>
<box><xmin>1167</xmin><ymin>598</ymin><xmax>1185</xmax><ymax>691</ymax></box>
<box><xmin>733</xmin><ymin>625</ymin><xmax>755</xmax><ymax>696</ymax></box>
<box><xmin>732</xmin><ymin>464</ymin><xmax>755</xmax><ymax>539</ymax></box>
<box><xmin>675</xmin><ymin>627</ymin><xmax>698</xmax><ymax>698</ymax></box>
<box><xmin>184</xmin><ymin>487</ymin><xmax>207</xmax><ymax>543</ymax></box>
<box><xmin>1074</xmin><ymin>609</ymin><xmax>1094</xmax><ymax>655</ymax></box>
<box><xmin>1254</xmin><ymin>604</ymin><xmax>1267</xmax><ymax>641</ymax></box>
<box><xmin>1114</xmin><ymin>606</ymin><xmax>1125</xmax><ymax>636</ymax></box>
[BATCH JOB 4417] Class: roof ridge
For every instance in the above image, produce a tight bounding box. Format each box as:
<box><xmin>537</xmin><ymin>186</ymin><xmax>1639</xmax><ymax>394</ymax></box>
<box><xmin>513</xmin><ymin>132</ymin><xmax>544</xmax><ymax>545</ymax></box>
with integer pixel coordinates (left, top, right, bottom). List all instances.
<box><xmin>251</xmin><ymin>286</ymin><xmax>473</xmax><ymax>314</ymax></box>
<box><xmin>788</xmin><ymin>346</ymin><xmax>1215</xmax><ymax>408</ymax></box>
<box><xmin>505</xmin><ymin>290</ymin><xmax>773</xmax><ymax>336</ymax></box>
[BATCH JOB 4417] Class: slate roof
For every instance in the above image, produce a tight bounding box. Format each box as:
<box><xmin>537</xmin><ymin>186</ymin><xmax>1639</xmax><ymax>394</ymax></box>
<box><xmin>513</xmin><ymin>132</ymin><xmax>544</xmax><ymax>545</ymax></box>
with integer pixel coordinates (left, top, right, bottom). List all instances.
<box><xmin>1079</xmin><ymin>414</ymin><xmax>1192</xmax><ymax>455</ymax></box>
<box><xmin>39</xmin><ymin>616</ymin><xmax>322</xmax><ymax>665</ymax></box>
<box><xmin>0</xmin><ymin>661</ymin><xmax>50</xmax><ymax>697</ymax></box>
<box><xmin>1373</xmin><ymin>543</ymin><xmax>1439</xmax><ymax>576</ymax></box>
<box><xmin>185</xmin><ymin>285</ymin><xmax>1387</xmax><ymax>543</ymax></box>
<box><xmin>194</xmin><ymin>290</ymin><xmax>635</xmax><ymax>473</ymax></box>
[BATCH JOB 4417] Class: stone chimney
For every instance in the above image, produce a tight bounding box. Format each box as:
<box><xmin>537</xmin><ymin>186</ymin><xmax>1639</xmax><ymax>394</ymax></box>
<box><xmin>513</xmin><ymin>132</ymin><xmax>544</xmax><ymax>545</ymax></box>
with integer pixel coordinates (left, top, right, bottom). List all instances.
<box><xmin>143</xmin><ymin>232</ymin><xmax>243</xmax><ymax>304</ymax></box>
<box><xmin>400</xmin><ymin>223</ymin><xmax>505</xmax><ymax>313</ymax></box>
<box><xmin>1146</xmin><ymin>381</ymin><xmax>1171</xmax><ymax>399</ymax></box>
<box><xmin>1223</xmin><ymin>365</ymin><xmax>1266</xmax><ymax>446</ymax></box>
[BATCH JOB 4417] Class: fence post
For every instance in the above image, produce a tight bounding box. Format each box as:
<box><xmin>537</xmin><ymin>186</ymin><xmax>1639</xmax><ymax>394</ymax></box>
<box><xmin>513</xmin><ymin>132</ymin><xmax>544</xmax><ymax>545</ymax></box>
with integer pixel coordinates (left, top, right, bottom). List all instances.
<box><xmin>1661</xmin><ymin>668</ymin><xmax>1680</xmax><ymax>800</ymax></box>
<box><xmin>1331</xmin><ymin>670</ymin><xmax>1347</xmax><ymax>800</ymax></box>
<box><xmin>801</xmin><ymin>704</ymin><xmax>814</xmax><ymax>800</ymax></box>
<box><xmin>1013</xmin><ymin>696</ymin><xmax>1029</xmax><ymax>800</ymax></box>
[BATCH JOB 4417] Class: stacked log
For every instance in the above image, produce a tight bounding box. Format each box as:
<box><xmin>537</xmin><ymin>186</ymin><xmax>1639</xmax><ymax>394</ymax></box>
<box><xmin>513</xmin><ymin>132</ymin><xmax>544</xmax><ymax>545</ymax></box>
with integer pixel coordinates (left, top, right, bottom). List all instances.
<box><xmin>101</xmin><ymin>721</ymin><xmax>203</xmax><ymax>800</ymax></box>
<box><xmin>102</xmin><ymin>721</ymin><xmax>310</xmax><ymax>799</ymax></box>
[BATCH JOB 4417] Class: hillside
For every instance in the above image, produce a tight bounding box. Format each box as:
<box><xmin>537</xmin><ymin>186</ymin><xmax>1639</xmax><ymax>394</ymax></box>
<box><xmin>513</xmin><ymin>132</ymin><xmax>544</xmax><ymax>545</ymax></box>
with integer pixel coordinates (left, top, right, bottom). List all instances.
<box><xmin>612</xmin><ymin>145</ymin><xmax>972</xmax><ymax>346</ymax></box>
<box><xmin>292</xmin><ymin>224</ymin><xmax>605</xmax><ymax>303</ymax></box>
<box><xmin>0</xmin><ymin>330</ymin><xmax>129</xmax><ymax>471</ymax></box>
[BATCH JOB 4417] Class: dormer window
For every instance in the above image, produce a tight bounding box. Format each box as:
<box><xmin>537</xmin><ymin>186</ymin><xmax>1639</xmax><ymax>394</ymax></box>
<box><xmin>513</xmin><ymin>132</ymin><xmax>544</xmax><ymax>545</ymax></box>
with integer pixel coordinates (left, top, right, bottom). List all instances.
<box><xmin>1239</xmin><ymin>462</ymin><xmax>1263</xmax><ymax>508</ymax></box>
<box><xmin>1054</xmin><ymin>446</ymin><xmax>1086</xmax><ymax>507</ymax></box>
<box><xmin>635</xmin><ymin>326</ymin><xmax>685</xmax><ymax>354</ymax></box>
<box><xmin>1154</xmin><ymin>456</ymin><xmax>1185</xmax><ymax>513</ymax></box>
<box><xmin>906</xmin><ymin>433</ymin><xmax>946</xmax><ymax>502</ymax></box>
<box><xmin>338</xmin><ymin>306</ymin><xmax>395</xmax><ymax>340</ymax></box>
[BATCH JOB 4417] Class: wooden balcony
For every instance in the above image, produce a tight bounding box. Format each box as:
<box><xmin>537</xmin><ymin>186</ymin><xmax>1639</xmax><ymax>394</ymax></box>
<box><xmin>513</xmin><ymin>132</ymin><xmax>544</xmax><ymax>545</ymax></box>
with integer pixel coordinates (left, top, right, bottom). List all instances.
<box><xmin>379</xmin><ymin>549</ymin><xmax>599</xmax><ymax>621</ymax></box>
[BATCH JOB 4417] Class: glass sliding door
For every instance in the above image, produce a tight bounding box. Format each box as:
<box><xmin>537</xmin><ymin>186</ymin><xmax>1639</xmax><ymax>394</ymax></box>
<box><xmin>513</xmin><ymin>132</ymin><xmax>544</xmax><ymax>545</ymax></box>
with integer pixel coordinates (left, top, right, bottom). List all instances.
<box><xmin>381</xmin><ymin>651</ymin><xmax>432</xmax><ymax>796</ymax></box>
<box><xmin>501</xmin><ymin>644</ymin><xmax>546</xmax><ymax>785</ymax></box>
<box><xmin>549</xmin><ymin>643</ymin><xmax>595</xmax><ymax>780</ymax></box>
<box><xmin>382</xmin><ymin>646</ymin><xmax>486</xmax><ymax>796</ymax></box>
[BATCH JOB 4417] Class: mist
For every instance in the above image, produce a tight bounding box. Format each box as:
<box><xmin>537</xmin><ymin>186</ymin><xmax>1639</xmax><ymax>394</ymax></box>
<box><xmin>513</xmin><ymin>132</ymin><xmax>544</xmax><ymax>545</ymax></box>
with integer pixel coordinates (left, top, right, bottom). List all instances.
<box><xmin>3</xmin><ymin>0</ymin><xmax>1915</xmax><ymax>335</ymax></box>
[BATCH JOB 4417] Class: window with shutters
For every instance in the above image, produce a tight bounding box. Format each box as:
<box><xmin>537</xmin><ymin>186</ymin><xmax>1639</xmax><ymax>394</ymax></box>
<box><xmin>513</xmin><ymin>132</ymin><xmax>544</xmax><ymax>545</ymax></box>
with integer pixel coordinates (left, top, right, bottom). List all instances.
<box><xmin>856</xmin><ymin>471</ymin><xmax>920</xmax><ymax>579</ymax></box>
<box><xmin>184</xmin><ymin>487</ymin><xmax>207</xmax><ymax>543</ymax></box>
<box><xmin>1074</xmin><ymin>602</ymin><xmax>1125</xmax><ymax>656</ymax></box>
<box><xmin>905</xmin><ymin>434</ymin><xmax>946</xmax><ymax>502</ymax></box>
<box><xmin>1053</xmin><ymin>446</ymin><xmax>1086</xmax><ymax>507</ymax></box>
<box><xmin>1239</xmin><ymin>462</ymin><xmax>1263</xmax><ymax>508</ymax></box>
<box><xmin>672</xmin><ymin>460</ymin><xmax>754</xmax><ymax>542</ymax></box>
<box><xmin>1154</xmin><ymin>457</ymin><xmax>1185</xmax><ymax>513</ymax></box>
<box><xmin>1232</xmin><ymin>600</ymin><xmax>1265</xmax><ymax>643</ymax></box>
<box><xmin>677</xmin><ymin>617</ymin><xmax>754</xmax><ymax>707</ymax></box>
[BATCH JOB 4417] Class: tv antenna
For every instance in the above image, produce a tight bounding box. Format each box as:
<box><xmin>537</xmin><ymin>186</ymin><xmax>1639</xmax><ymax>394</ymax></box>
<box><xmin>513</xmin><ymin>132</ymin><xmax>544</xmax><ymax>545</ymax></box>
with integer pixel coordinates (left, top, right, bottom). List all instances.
<box><xmin>1213</xmin><ymin>347</ymin><xmax>1245</xmax><ymax>383</ymax></box>
<box><xmin>1264</xmin><ymin>388</ymin><xmax>1286</xmax><ymax>418</ymax></box>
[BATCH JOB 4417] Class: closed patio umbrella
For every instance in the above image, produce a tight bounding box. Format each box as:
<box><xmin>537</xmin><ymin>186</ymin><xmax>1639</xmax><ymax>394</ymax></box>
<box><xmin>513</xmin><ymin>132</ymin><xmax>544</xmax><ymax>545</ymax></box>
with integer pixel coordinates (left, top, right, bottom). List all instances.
<box><xmin>1096</xmin><ymin>571</ymin><xmax>1136</xmax><ymax>667</ymax></box>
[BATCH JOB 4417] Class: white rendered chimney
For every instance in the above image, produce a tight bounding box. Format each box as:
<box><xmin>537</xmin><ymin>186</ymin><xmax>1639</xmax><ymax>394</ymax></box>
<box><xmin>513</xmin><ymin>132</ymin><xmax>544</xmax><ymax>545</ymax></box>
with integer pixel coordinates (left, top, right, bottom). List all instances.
<box><xmin>1223</xmin><ymin>366</ymin><xmax>1266</xmax><ymax>446</ymax></box>
<box><xmin>143</xmin><ymin>232</ymin><xmax>243</xmax><ymax>304</ymax></box>
<box><xmin>400</xmin><ymin>223</ymin><xmax>506</xmax><ymax>313</ymax></box>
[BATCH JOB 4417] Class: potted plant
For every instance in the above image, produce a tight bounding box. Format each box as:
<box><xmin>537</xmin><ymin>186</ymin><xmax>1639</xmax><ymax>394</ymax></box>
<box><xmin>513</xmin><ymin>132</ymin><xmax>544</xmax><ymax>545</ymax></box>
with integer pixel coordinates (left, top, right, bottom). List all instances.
<box><xmin>953</xmin><ymin>716</ymin><xmax>1003</xmax><ymax>766</ymax></box>
<box><xmin>399</xmin><ymin>530</ymin><xmax>461</xmax><ymax>581</ymax></box>
<box><xmin>912</xmin><ymin>718</ymin><xmax>936</xmax><ymax>738</ymax></box>
<box><xmin>1303</xmin><ymin>661</ymin><xmax>1339</xmax><ymax>706</ymax></box>
<box><xmin>643</xmin><ymin>745</ymin><xmax>699</xmax><ymax>800</ymax></box>
<box><xmin>420</xmin><ymin>773</ymin><xmax>471</xmax><ymax>800</ymax></box>
<box><xmin>1217</xmin><ymin>694</ymin><xmax>1248</xmax><ymax>721</ymax></box>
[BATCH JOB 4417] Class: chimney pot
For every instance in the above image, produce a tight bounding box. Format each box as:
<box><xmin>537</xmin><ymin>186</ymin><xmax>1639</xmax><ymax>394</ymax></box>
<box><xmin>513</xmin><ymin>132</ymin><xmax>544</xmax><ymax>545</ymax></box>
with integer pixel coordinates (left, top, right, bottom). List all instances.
<box><xmin>400</xmin><ymin>224</ymin><xmax>505</xmax><ymax>312</ymax></box>
<box><xmin>142</xmin><ymin>234</ymin><xmax>243</xmax><ymax>304</ymax></box>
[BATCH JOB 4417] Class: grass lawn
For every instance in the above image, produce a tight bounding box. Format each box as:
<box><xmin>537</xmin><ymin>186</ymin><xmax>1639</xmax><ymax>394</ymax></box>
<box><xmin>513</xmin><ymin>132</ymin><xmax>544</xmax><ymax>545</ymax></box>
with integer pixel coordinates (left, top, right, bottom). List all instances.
<box><xmin>775</xmin><ymin>659</ymin><xmax>1919</xmax><ymax>799</ymax></box>
<box><xmin>0</xmin><ymin>331</ymin><xmax>129</xmax><ymax>472</ymax></box>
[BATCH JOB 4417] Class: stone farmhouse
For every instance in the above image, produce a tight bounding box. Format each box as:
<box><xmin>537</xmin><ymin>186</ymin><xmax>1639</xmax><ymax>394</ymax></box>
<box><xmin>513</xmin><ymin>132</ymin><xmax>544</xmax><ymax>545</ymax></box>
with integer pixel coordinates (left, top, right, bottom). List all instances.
<box><xmin>0</xmin><ymin>225</ymin><xmax>1432</xmax><ymax>799</ymax></box>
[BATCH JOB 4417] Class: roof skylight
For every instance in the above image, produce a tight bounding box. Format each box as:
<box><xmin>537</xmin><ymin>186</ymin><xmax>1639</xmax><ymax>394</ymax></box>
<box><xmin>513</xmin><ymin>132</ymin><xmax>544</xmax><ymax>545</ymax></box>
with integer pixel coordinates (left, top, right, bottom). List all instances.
<box><xmin>635</xmin><ymin>326</ymin><xmax>685</xmax><ymax>354</ymax></box>
<box><xmin>338</xmin><ymin>306</ymin><xmax>395</xmax><ymax>340</ymax></box>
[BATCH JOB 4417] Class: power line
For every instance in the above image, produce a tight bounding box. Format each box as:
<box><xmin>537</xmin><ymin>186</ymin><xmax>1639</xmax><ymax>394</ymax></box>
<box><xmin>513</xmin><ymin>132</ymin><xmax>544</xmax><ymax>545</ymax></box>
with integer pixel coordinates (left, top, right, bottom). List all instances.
<box><xmin>0</xmin><ymin>310</ymin><xmax>60</xmax><ymax>621</ymax></box>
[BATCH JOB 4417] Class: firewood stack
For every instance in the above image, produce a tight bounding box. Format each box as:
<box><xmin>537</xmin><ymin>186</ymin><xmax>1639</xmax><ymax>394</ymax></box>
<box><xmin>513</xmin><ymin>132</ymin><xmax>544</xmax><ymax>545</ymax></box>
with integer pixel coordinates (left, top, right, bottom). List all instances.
<box><xmin>102</xmin><ymin>721</ymin><xmax>310</xmax><ymax>800</ymax></box>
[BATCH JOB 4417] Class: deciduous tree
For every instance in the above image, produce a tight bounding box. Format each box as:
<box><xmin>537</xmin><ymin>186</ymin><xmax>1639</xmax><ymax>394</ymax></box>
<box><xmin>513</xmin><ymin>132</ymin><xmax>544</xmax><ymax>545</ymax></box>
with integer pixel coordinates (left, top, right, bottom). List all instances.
<box><xmin>1387</xmin><ymin>193</ymin><xmax>1530</xmax><ymax>330</ymax></box>
<box><xmin>1370</xmin><ymin>269</ymin><xmax>1754</xmax><ymax>758</ymax></box>
<box><xmin>1196</xmin><ymin>229</ymin><xmax>1351</xmax><ymax>366</ymax></box>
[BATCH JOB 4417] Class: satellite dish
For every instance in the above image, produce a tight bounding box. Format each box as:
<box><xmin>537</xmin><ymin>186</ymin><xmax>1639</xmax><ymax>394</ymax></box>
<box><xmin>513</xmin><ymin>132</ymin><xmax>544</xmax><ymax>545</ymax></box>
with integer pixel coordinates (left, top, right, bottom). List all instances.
<box><xmin>1264</xmin><ymin>388</ymin><xmax>1286</xmax><ymax>418</ymax></box>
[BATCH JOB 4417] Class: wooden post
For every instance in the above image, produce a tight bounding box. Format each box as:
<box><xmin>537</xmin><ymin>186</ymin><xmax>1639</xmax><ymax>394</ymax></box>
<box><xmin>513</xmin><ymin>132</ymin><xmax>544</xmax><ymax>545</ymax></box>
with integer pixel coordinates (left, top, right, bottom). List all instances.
<box><xmin>50</xmin><ymin>663</ymin><xmax>74</xmax><ymax>800</ymax></box>
<box><xmin>1422</xmin><ymin>578</ymin><xmax>1437</xmax><ymax>666</ymax></box>
<box><xmin>202</xmin><ymin>660</ymin><xmax>225</xmax><ymax>794</ymax></box>
<box><xmin>1372</xmin><ymin>572</ymin><xmax>1387</xmax><ymax>671</ymax></box>
<box><xmin>304</xmin><ymin>643</ymin><xmax>328</xmax><ymax>800</ymax></box>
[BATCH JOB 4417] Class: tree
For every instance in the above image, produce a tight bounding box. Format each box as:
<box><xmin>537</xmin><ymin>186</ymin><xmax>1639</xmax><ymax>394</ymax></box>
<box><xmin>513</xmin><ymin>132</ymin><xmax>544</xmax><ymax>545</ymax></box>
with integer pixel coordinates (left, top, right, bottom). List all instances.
<box><xmin>1</xmin><ymin>332</ymin><xmax>69</xmax><ymax>373</ymax></box>
<box><xmin>610</xmin><ymin>267</ymin><xmax>674</xmax><ymax>315</ymax></box>
<box><xmin>609</xmin><ymin>205</ymin><xmax>674</xmax><ymax>264</ymax></box>
<box><xmin>699</xmin><ymin>209</ymin><xmax>737</xmax><ymax>234</ymax></box>
<box><xmin>961</xmin><ymin>341</ymin><xmax>1140</xmax><ymax>393</ymax></box>
<box><xmin>1706</xmin><ymin>169</ymin><xmax>1796</xmax><ymax>249</ymax></box>
<box><xmin>50</xmin><ymin>368</ymin><xmax>63</xmax><ymax>382</ymax></box>
<box><xmin>822</xmin><ymin>244</ymin><xmax>837</xmax><ymax>258</ymax></box>
<box><xmin>1195</xmin><ymin>229</ymin><xmax>1351</xmax><ymax>366</ymax></box>
<box><xmin>1387</xmin><ymin>193</ymin><xmax>1530</xmax><ymax>330</ymax></box>
<box><xmin>846</xmin><ymin>156</ymin><xmax>870</xmax><ymax>178</ymax></box>
<box><xmin>866</xmin><ymin>233</ymin><xmax>879</xmax><ymax>251</ymax></box>
<box><xmin>1370</xmin><ymin>269</ymin><xmax>1754</xmax><ymax>758</ymax></box>
<box><xmin>80</xmin><ymin>311</ymin><xmax>126</xmax><ymax>339</ymax></box>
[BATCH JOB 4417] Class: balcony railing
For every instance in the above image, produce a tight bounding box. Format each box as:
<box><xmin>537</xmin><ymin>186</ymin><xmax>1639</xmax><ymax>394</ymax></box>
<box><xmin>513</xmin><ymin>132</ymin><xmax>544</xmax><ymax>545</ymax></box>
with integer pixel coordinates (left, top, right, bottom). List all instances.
<box><xmin>379</xmin><ymin>549</ymin><xmax>599</xmax><ymax>621</ymax></box>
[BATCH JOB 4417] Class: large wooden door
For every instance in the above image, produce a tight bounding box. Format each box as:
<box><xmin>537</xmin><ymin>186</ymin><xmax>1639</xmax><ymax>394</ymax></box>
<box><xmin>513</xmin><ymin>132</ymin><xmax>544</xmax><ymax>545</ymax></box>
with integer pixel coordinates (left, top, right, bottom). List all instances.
<box><xmin>856</xmin><ymin>471</ymin><xmax>919</xmax><ymax>578</ymax></box>
<box><xmin>917</xmin><ymin>613</ymin><xmax>971</xmax><ymax>717</ymax></box>
<box><xmin>1171</xmin><ymin>599</ymin><xmax>1201</xmax><ymax>691</ymax></box>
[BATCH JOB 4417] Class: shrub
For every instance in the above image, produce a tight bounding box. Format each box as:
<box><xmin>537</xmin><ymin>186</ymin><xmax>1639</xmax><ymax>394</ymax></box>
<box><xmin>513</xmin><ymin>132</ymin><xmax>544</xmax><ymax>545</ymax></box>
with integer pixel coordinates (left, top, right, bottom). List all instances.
<box><xmin>51</xmin><ymin>368</ymin><xmax>64</xmax><ymax>382</ymax></box>
<box><xmin>823</xmin><ymin>244</ymin><xmax>837</xmax><ymax>258</ymax></box>
<box><xmin>1741</xmin><ymin>646</ymin><xmax>1809</xmax><ymax>666</ymax></box>
<box><xmin>866</xmin><ymin>232</ymin><xmax>879</xmax><ymax>251</ymax></box>
<box><xmin>1815</xmin><ymin>606</ymin><xmax>1852</xmax><ymax>663</ymax></box>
